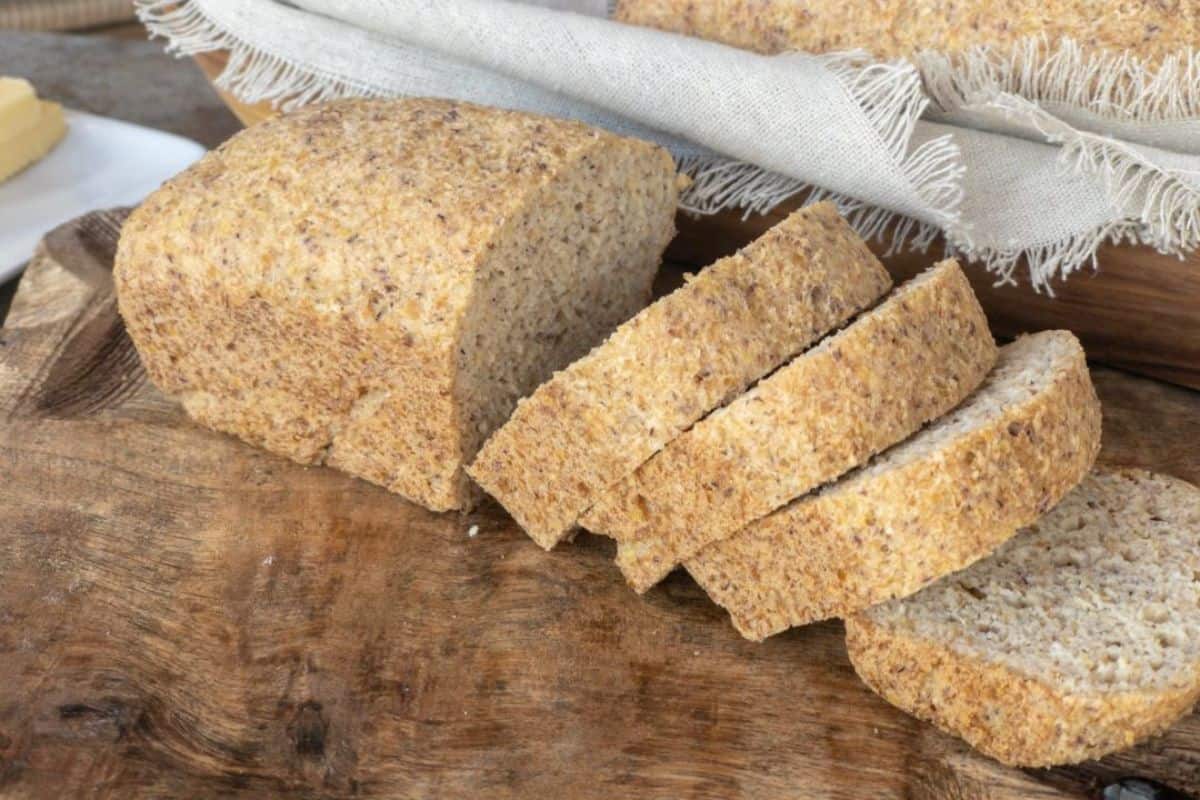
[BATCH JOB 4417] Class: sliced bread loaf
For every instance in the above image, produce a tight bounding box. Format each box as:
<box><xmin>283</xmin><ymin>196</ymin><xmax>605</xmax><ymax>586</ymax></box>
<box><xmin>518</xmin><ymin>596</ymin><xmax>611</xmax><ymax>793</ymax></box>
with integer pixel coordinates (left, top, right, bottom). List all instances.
<box><xmin>583</xmin><ymin>259</ymin><xmax>996</xmax><ymax>592</ymax></box>
<box><xmin>116</xmin><ymin>98</ymin><xmax>680</xmax><ymax>512</ymax></box>
<box><xmin>468</xmin><ymin>202</ymin><xmax>892</xmax><ymax>549</ymax></box>
<box><xmin>846</xmin><ymin>469</ymin><xmax>1200</xmax><ymax>767</ymax></box>
<box><xmin>688</xmin><ymin>331</ymin><xmax>1101</xmax><ymax>639</ymax></box>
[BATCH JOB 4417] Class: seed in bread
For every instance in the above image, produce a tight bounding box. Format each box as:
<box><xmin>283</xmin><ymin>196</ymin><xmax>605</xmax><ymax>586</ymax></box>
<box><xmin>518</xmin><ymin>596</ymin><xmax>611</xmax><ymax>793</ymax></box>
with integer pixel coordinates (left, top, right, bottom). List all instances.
<box><xmin>846</xmin><ymin>469</ymin><xmax>1200</xmax><ymax>767</ymax></box>
<box><xmin>468</xmin><ymin>202</ymin><xmax>892</xmax><ymax>549</ymax></box>
<box><xmin>584</xmin><ymin>259</ymin><xmax>997</xmax><ymax>592</ymax></box>
<box><xmin>689</xmin><ymin>331</ymin><xmax>1101</xmax><ymax>639</ymax></box>
<box><xmin>115</xmin><ymin>97</ymin><xmax>680</xmax><ymax>512</ymax></box>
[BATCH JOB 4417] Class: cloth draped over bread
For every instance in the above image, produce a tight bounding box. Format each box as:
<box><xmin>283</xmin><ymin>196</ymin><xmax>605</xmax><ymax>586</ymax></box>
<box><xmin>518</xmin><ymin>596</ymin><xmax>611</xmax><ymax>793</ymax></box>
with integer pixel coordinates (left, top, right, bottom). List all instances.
<box><xmin>135</xmin><ymin>0</ymin><xmax>1200</xmax><ymax>291</ymax></box>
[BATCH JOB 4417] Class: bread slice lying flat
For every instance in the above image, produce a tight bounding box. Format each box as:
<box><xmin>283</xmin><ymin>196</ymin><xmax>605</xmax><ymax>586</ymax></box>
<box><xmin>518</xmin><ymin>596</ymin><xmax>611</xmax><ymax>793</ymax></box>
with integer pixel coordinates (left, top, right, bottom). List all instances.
<box><xmin>846</xmin><ymin>469</ymin><xmax>1200</xmax><ymax>767</ymax></box>
<box><xmin>469</xmin><ymin>203</ymin><xmax>892</xmax><ymax>549</ymax></box>
<box><xmin>689</xmin><ymin>331</ymin><xmax>1101</xmax><ymax>639</ymax></box>
<box><xmin>583</xmin><ymin>259</ymin><xmax>996</xmax><ymax>592</ymax></box>
<box><xmin>117</xmin><ymin>98</ymin><xmax>680</xmax><ymax>512</ymax></box>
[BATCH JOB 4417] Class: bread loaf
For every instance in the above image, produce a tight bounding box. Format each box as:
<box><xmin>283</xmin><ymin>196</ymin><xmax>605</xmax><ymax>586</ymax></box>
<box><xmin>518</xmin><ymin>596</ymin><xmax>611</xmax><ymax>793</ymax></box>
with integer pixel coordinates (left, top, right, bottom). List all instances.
<box><xmin>468</xmin><ymin>202</ymin><xmax>892</xmax><ymax>549</ymax></box>
<box><xmin>846</xmin><ymin>469</ymin><xmax>1200</xmax><ymax>767</ymax></box>
<box><xmin>689</xmin><ymin>331</ymin><xmax>1101</xmax><ymax>639</ymax></box>
<box><xmin>583</xmin><ymin>260</ymin><xmax>996</xmax><ymax>592</ymax></box>
<box><xmin>115</xmin><ymin>98</ymin><xmax>679</xmax><ymax>512</ymax></box>
<box><xmin>613</xmin><ymin>0</ymin><xmax>1195</xmax><ymax>65</ymax></box>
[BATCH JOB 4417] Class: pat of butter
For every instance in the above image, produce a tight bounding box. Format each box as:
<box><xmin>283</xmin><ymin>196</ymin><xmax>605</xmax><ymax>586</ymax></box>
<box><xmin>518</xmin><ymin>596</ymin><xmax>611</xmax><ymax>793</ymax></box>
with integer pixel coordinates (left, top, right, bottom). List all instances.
<box><xmin>0</xmin><ymin>77</ymin><xmax>67</xmax><ymax>184</ymax></box>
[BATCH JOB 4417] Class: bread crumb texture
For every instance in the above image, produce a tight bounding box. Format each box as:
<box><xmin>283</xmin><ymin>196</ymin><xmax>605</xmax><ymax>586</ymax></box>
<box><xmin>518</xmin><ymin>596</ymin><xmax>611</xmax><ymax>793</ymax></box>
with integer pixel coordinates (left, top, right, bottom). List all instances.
<box><xmin>586</xmin><ymin>259</ymin><xmax>996</xmax><ymax>592</ymax></box>
<box><xmin>690</xmin><ymin>331</ymin><xmax>1101</xmax><ymax>639</ymax></box>
<box><xmin>614</xmin><ymin>0</ymin><xmax>1196</xmax><ymax>65</ymax></box>
<box><xmin>846</xmin><ymin>469</ymin><xmax>1200</xmax><ymax>767</ymax></box>
<box><xmin>115</xmin><ymin>97</ymin><xmax>679</xmax><ymax>511</ymax></box>
<box><xmin>468</xmin><ymin>202</ymin><xmax>892</xmax><ymax>548</ymax></box>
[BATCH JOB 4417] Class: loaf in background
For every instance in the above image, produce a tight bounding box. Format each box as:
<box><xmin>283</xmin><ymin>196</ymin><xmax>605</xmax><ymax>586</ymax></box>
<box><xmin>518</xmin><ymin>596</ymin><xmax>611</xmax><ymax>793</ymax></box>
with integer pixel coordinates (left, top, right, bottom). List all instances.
<box><xmin>115</xmin><ymin>97</ymin><xmax>680</xmax><ymax>512</ymax></box>
<box><xmin>846</xmin><ymin>469</ymin><xmax>1200</xmax><ymax>767</ymax></box>
<box><xmin>613</xmin><ymin>0</ymin><xmax>1195</xmax><ymax>64</ymax></box>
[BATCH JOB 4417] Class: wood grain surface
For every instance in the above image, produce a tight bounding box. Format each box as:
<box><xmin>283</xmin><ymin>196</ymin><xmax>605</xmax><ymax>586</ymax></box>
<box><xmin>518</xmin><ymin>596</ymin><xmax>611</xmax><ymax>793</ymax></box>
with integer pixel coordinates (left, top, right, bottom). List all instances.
<box><xmin>1</xmin><ymin>211</ymin><xmax>1198</xmax><ymax>799</ymax></box>
<box><xmin>192</xmin><ymin>50</ymin><xmax>1200</xmax><ymax>394</ymax></box>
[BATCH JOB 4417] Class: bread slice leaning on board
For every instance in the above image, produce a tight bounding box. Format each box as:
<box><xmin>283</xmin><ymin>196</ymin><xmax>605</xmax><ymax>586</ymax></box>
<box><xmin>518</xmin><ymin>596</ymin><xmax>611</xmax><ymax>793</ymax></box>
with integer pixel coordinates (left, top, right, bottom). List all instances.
<box><xmin>469</xmin><ymin>202</ymin><xmax>892</xmax><ymax>549</ymax></box>
<box><xmin>847</xmin><ymin>469</ymin><xmax>1200</xmax><ymax>767</ymax></box>
<box><xmin>688</xmin><ymin>331</ymin><xmax>1101</xmax><ymax>639</ymax></box>
<box><xmin>583</xmin><ymin>259</ymin><xmax>997</xmax><ymax>592</ymax></box>
<box><xmin>115</xmin><ymin>97</ymin><xmax>681</xmax><ymax>512</ymax></box>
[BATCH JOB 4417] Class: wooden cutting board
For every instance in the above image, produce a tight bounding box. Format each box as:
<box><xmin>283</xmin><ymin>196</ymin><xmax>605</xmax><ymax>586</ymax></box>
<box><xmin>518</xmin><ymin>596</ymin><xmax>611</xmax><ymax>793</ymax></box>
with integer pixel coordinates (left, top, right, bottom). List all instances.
<box><xmin>2</xmin><ymin>211</ymin><xmax>1199</xmax><ymax>799</ymax></box>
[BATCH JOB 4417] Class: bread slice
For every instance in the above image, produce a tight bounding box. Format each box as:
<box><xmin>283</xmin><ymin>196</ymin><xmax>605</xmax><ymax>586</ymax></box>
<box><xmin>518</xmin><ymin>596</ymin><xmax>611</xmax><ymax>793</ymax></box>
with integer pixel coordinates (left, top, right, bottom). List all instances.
<box><xmin>689</xmin><ymin>331</ymin><xmax>1101</xmax><ymax>639</ymax></box>
<box><xmin>116</xmin><ymin>98</ymin><xmax>680</xmax><ymax>512</ymax></box>
<box><xmin>468</xmin><ymin>203</ymin><xmax>892</xmax><ymax>549</ymax></box>
<box><xmin>846</xmin><ymin>469</ymin><xmax>1200</xmax><ymax>767</ymax></box>
<box><xmin>584</xmin><ymin>259</ymin><xmax>996</xmax><ymax>592</ymax></box>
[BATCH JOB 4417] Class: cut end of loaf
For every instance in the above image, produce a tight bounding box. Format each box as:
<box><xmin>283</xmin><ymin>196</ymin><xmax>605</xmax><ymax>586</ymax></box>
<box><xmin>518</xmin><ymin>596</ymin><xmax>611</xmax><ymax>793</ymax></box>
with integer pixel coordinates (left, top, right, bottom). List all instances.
<box><xmin>848</xmin><ymin>469</ymin><xmax>1200</xmax><ymax>766</ymax></box>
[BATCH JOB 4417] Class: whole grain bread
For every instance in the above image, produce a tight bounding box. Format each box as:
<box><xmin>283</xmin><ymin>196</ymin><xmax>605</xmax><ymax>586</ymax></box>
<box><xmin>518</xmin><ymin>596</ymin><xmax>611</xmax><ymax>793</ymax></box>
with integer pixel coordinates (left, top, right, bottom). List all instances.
<box><xmin>614</xmin><ymin>0</ymin><xmax>1195</xmax><ymax>65</ymax></box>
<box><xmin>689</xmin><ymin>331</ymin><xmax>1101</xmax><ymax>639</ymax></box>
<box><xmin>468</xmin><ymin>203</ymin><xmax>892</xmax><ymax>549</ymax></box>
<box><xmin>584</xmin><ymin>259</ymin><xmax>996</xmax><ymax>592</ymax></box>
<box><xmin>115</xmin><ymin>97</ymin><xmax>679</xmax><ymax>512</ymax></box>
<box><xmin>846</xmin><ymin>469</ymin><xmax>1200</xmax><ymax>767</ymax></box>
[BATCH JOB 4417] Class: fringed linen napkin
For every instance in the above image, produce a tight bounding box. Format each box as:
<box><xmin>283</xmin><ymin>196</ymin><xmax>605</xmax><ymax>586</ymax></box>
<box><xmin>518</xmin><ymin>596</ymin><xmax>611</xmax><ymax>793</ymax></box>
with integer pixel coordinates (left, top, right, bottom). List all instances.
<box><xmin>137</xmin><ymin>0</ymin><xmax>1200</xmax><ymax>291</ymax></box>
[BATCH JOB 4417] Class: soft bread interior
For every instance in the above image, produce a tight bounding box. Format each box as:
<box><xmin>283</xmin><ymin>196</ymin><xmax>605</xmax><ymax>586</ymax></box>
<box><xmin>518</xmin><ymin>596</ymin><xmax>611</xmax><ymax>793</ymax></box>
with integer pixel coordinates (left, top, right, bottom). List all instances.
<box><xmin>863</xmin><ymin>469</ymin><xmax>1200</xmax><ymax>695</ymax></box>
<box><xmin>455</xmin><ymin>142</ymin><xmax>678</xmax><ymax>482</ymax></box>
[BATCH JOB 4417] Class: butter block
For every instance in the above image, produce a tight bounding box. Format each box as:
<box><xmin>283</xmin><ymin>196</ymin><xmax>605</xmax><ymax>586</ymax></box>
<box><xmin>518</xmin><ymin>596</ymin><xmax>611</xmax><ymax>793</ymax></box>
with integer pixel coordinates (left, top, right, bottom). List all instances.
<box><xmin>0</xmin><ymin>77</ymin><xmax>68</xmax><ymax>183</ymax></box>
<box><xmin>0</xmin><ymin>77</ymin><xmax>38</xmax><ymax>133</ymax></box>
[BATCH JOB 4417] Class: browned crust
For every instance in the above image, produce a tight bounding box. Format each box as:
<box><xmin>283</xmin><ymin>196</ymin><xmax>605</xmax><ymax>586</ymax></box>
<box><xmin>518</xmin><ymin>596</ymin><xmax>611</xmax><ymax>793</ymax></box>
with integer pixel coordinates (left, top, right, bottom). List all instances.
<box><xmin>585</xmin><ymin>260</ymin><xmax>996</xmax><ymax>592</ymax></box>
<box><xmin>687</xmin><ymin>332</ymin><xmax>1101</xmax><ymax>640</ymax></box>
<box><xmin>844</xmin><ymin>615</ymin><xmax>1200</xmax><ymax>767</ymax></box>
<box><xmin>613</xmin><ymin>0</ymin><xmax>1197</xmax><ymax>65</ymax></box>
<box><xmin>469</xmin><ymin>203</ymin><xmax>892</xmax><ymax>549</ymax></box>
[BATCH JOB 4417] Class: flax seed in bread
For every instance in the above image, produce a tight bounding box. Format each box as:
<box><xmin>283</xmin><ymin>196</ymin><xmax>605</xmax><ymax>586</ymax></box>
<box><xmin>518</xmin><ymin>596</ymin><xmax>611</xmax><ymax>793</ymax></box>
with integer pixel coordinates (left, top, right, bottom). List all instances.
<box><xmin>846</xmin><ymin>469</ymin><xmax>1200</xmax><ymax>767</ymax></box>
<box><xmin>584</xmin><ymin>260</ymin><xmax>996</xmax><ymax>592</ymax></box>
<box><xmin>468</xmin><ymin>202</ymin><xmax>892</xmax><ymax>549</ymax></box>
<box><xmin>115</xmin><ymin>97</ymin><xmax>680</xmax><ymax>512</ymax></box>
<box><xmin>688</xmin><ymin>331</ymin><xmax>1101</xmax><ymax>640</ymax></box>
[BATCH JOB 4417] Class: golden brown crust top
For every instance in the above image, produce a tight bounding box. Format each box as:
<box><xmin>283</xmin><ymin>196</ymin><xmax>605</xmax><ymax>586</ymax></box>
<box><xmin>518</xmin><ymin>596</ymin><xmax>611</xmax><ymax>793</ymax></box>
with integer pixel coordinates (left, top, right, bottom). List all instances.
<box><xmin>119</xmin><ymin>97</ymin><xmax>644</xmax><ymax>347</ymax></box>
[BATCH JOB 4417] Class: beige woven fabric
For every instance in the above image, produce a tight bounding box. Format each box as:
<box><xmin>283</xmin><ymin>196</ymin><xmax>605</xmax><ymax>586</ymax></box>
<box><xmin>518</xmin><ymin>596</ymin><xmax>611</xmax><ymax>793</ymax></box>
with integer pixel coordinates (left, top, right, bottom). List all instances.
<box><xmin>0</xmin><ymin>0</ymin><xmax>135</xmax><ymax>30</ymax></box>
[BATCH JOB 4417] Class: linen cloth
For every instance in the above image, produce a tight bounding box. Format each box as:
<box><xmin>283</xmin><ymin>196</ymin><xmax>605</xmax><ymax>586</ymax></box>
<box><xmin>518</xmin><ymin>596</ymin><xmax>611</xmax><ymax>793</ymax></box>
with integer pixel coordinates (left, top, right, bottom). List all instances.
<box><xmin>137</xmin><ymin>0</ymin><xmax>1200</xmax><ymax>291</ymax></box>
